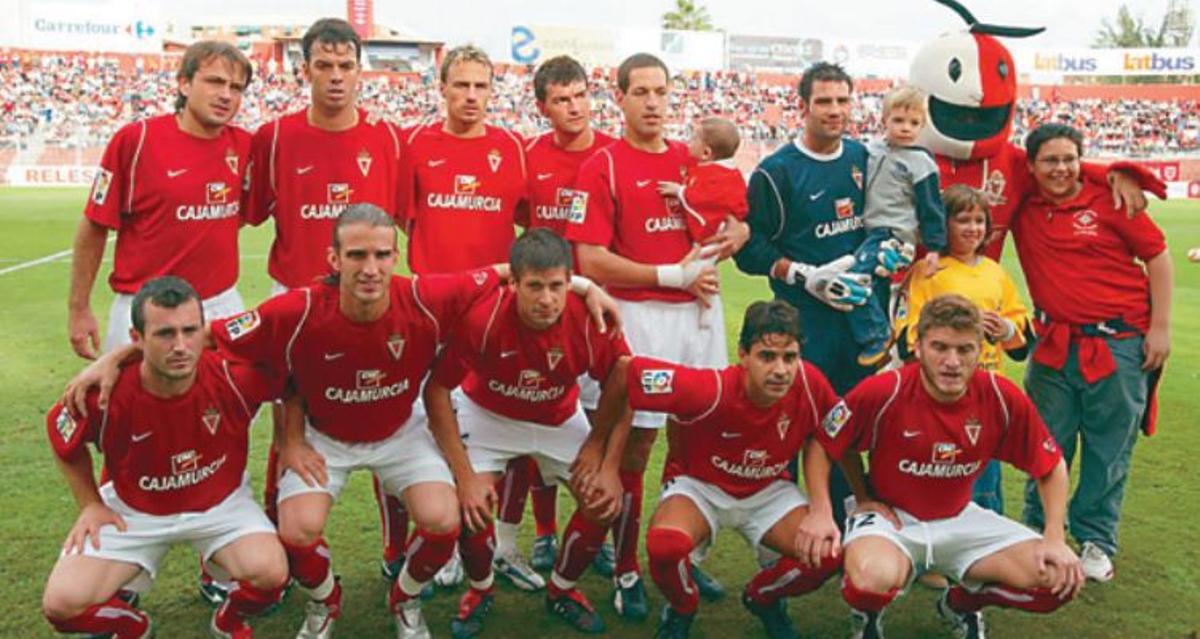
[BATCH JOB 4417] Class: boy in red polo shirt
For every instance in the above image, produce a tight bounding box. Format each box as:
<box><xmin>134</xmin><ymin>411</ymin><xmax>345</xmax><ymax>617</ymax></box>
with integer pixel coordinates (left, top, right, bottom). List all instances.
<box><xmin>1013</xmin><ymin>123</ymin><xmax>1172</xmax><ymax>584</ymax></box>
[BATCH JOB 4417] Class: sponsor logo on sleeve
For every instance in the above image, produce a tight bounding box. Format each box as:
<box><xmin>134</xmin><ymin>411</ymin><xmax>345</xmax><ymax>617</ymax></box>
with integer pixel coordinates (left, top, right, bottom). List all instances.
<box><xmin>55</xmin><ymin>410</ymin><xmax>77</xmax><ymax>443</ymax></box>
<box><xmin>640</xmin><ymin>369</ymin><xmax>674</xmax><ymax>395</ymax></box>
<box><xmin>224</xmin><ymin>311</ymin><xmax>261</xmax><ymax>341</ymax></box>
<box><xmin>822</xmin><ymin>401</ymin><xmax>850</xmax><ymax>438</ymax></box>
<box><xmin>1042</xmin><ymin>437</ymin><xmax>1059</xmax><ymax>454</ymax></box>
<box><xmin>91</xmin><ymin>168</ymin><xmax>113</xmax><ymax>205</ymax></box>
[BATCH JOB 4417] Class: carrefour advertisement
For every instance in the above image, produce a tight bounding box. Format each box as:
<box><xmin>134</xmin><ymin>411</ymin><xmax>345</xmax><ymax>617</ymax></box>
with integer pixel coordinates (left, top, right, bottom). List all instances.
<box><xmin>16</xmin><ymin>0</ymin><xmax>164</xmax><ymax>53</ymax></box>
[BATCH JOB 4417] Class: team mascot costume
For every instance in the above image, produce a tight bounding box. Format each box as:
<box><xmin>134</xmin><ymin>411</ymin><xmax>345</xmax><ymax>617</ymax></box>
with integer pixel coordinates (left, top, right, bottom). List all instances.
<box><xmin>907</xmin><ymin>0</ymin><xmax>1166</xmax><ymax>437</ymax></box>
<box><xmin>910</xmin><ymin>0</ymin><xmax>1165</xmax><ymax>260</ymax></box>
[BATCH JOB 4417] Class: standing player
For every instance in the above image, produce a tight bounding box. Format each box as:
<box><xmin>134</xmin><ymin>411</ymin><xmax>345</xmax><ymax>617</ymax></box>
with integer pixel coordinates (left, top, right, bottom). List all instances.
<box><xmin>43</xmin><ymin>277</ymin><xmax>288</xmax><ymax>639</ymax></box>
<box><xmin>424</xmin><ymin>228</ymin><xmax>631</xmax><ymax>636</ymax></box>
<box><xmin>243</xmin><ymin>17</ymin><xmax>409</xmax><ymax>582</ymax></box>
<box><xmin>566</xmin><ymin>53</ymin><xmax>748</xmax><ymax>619</ymax></box>
<box><xmin>826</xmin><ymin>295</ymin><xmax>1082</xmax><ymax>639</ymax></box>
<box><xmin>68</xmin><ymin>40</ymin><xmax>253</xmax><ymax>360</ymax></box>
<box><xmin>1014</xmin><ymin>124</ymin><xmax>1172</xmax><ymax>583</ymax></box>
<box><xmin>398</xmin><ymin>43</ymin><xmax>530</xmax><ymax>589</ymax></box>
<box><xmin>621</xmin><ymin>301</ymin><xmax>844</xmax><ymax>638</ymax></box>
<box><xmin>400</xmin><ymin>45</ymin><xmax>528</xmax><ymax>275</ymax></box>
<box><xmin>494</xmin><ymin>54</ymin><xmax>618</xmax><ymax>581</ymax></box>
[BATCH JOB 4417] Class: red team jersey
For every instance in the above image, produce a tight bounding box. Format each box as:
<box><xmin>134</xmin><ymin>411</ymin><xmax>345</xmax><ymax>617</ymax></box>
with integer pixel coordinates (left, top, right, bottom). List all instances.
<box><xmin>566</xmin><ymin>139</ymin><xmax>697</xmax><ymax>303</ymax></box>
<box><xmin>46</xmin><ymin>352</ymin><xmax>281</xmax><ymax>515</ymax></box>
<box><xmin>678</xmin><ymin>161</ymin><xmax>748</xmax><ymax>243</ymax></box>
<box><xmin>1013</xmin><ymin>181</ymin><xmax>1166</xmax><ymax>331</ymax></box>
<box><xmin>818</xmin><ymin>363</ymin><xmax>1062</xmax><ymax>521</ymax></box>
<box><xmin>434</xmin><ymin>289</ymin><xmax>630</xmax><ymax>426</ymax></box>
<box><xmin>245</xmin><ymin>109</ymin><xmax>403</xmax><ymax>288</ymax></box>
<box><xmin>625</xmin><ymin>357</ymin><xmax>840</xmax><ymax>498</ymax></box>
<box><xmin>524</xmin><ymin>130</ymin><xmax>616</xmax><ymax>236</ymax></box>
<box><xmin>211</xmin><ymin>270</ymin><xmax>499</xmax><ymax>443</ymax></box>
<box><xmin>401</xmin><ymin>122</ymin><xmax>527</xmax><ymax>274</ymax></box>
<box><xmin>85</xmin><ymin>114</ymin><xmax>250</xmax><ymax>297</ymax></box>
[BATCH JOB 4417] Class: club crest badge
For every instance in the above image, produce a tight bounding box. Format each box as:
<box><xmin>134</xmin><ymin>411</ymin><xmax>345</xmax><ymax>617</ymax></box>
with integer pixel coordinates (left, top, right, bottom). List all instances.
<box><xmin>357</xmin><ymin>149</ymin><xmax>373</xmax><ymax>177</ymax></box>
<box><xmin>202</xmin><ymin>406</ymin><xmax>221</xmax><ymax>436</ymax></box>
<box><xmin>225</xmin><ymin>148</ymin><xmax>239</xmax><ymax>174</ymax></box>
<box><xmin>487</xmin><ymin>148</ymin><xmax>502</xmax><ymax>172</ymax></box>
<box><xmin>387</xmin><ymin>335</ymin><xmax>406</xmax><ymax>360</ymax></box>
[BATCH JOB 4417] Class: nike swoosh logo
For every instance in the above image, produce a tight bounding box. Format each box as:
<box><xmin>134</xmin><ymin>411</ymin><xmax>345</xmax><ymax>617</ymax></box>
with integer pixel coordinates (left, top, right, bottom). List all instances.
<box><xmin>809</xmin><ymin>190</ymin><xmax>825</xmax><ymax>201</ymax></box>
<box><xmin>167</xmin><ymin>169</ymin><xmax>187</xmax><ymax>178</ymax></box>
<box><xmin>537</xmin><ymin>172</ymin><xmax>554</xmax><ymax>181</ymax></box>
<box><xmin>428</xmin><ymin>159</ymin><xmax>447</xmax><ymax>167</ymax></box>
<box><xmin>902</xmin><ymin>430</ymin><xmax>921</xmax><ymax>438</ymax></box>
<box><xmin>296</xmin><ymin>165</ymin><xmax>314</xmax><ymax>175</ymax></box>
<box><xmin>720</xmin><ymin>431</ymin><xmax>742</xmax><ymax>439</ymax></box>
<box><xmin>500</xmin><ymin>350</ymin><xmax>519</xmax><ymax>358</ymax></box>
<box><xmin>131</xmin><ymin>431</ymin><xmax>153</xmax><ymax>442</ymax></box>
<box><xmin>636</xmin><ymin>180</ymin><xmax>651</xmax><ymax>188</ymax></box>
<box><xmin>324</xmin><ymin>352</ymin><xmax>345</xmax><ymax>361</ymax></box>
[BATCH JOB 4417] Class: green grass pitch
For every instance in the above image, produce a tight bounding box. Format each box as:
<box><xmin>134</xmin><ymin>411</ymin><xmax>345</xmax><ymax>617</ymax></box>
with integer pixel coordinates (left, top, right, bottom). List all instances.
<box><xmin>0</xmin><ymin>186</ymin><xmax>1197</xmax><ymax>638</ymax></box>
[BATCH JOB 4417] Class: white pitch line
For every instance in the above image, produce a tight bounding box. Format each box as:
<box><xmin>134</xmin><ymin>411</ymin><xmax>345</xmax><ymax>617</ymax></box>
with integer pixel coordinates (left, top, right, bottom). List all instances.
<box><xmin>0</xmin><ymin>236</ymin><xmax>113</xmax><ymax>277</ymax></box>
<box><xmin>0</xmin><ymin>241</ymin><xmax>269</xmax><ymax>277</ymax></box>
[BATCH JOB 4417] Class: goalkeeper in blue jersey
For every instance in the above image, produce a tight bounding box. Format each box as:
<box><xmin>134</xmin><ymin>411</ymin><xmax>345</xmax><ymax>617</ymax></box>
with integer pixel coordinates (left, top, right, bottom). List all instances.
<box><xmin>735</xmin><ymin>62</ymin><xmax>910</xmax><ymax>396</ymax></box>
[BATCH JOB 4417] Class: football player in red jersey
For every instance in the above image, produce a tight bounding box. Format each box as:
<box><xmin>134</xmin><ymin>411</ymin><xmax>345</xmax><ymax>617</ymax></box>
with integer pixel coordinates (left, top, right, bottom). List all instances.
<box><xmin>825</xmin><ymin>295</ymin><xmax>1082</xmax><ymax>639</ymax></box>
<box><xmin>565</xmin><ymin>52</ymin><xmax>748</xmax><ymax>619</ymax></box>
<box><xmin>400</xmin><ymin>45</ymin><xmax>528</xmax><ymax>276</ymax></box>
<box><xmin>425</xmin><ymin>228</ymin><xmax>631</xmax><ymax>636</ymax></box>
<box><xmin>44</xmin><ymin>277</ymin><xmax>287</xmax><ymax>639</ymax></box>
<box><xmin>243</xmin><ymin>18</ymin><xmax>409</xmax><ymax>590</ymax></box>
<box><xmin>68</xmin><ymin>41</ymin><xmax>253</xmax><ymax>361</ymax></box>
<box><xmin>610</xmin><ymin>300</ymin><xmax>843</xmax><ymax>638</ymax></box>
<box><xmin>495</xmin><ymin>55</ymin><xmax>619</xmax><ymax>584</ymax></box>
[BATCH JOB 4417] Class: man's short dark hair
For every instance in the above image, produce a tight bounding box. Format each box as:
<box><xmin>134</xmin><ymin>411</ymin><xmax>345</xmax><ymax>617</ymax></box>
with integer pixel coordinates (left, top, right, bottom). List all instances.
<box><xmin>533</xmin><ymin>55</ymin><xmax>588</xmax><ymax>102</ymax></box>
<box><xmin>510</xmin><ymin>228</ymin><xmax>572</xmax><ymax>280</ymax></box>
<box><xmin>1025</xmin><ymin>123</ymin><xmax>1084</xmax><ymax>161</ymax></box>
<box><xmin>738</xmin><ymin>300</ymin><xmax>804</xmax><ymax>352</ymax></box>
<box><xmin>131</xmin><ymin>276</ymin><xmax>202</xmax><ymax>334</ymax></box>
<box><xmin>616</xmin><ymin>53</ymin><xmax>669</xmax><ymax>93</ymax></box>
<box><xmin>302</xmin><ymin>18</ymin><xmax>362</xmax><ymax>63</ymax></box>
<box><xmin>798</xmin><ymin>62</ymin><xmax>853</xmax><ymax>104</ymax></box>
<box><xmin>175</xmin><ymin>40</ymin><xmax>253</xmax><ymax>113</ymax></box>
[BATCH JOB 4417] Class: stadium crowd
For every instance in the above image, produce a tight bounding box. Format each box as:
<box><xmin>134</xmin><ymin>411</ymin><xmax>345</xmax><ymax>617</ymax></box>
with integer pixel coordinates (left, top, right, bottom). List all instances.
<box><xmin>4</xmin><ymin>50</ymin><xmax>1200</xmax><ymax>158</ymax></box>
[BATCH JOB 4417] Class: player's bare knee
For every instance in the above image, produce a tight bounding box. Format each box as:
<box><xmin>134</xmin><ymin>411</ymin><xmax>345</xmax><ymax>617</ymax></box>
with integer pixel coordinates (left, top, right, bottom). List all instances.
<box><xmin>277</xmin><ymin>508</ymin><xmax>323</xmax><ymax>547</ymax></box>
<box><xmin>411</xmin><ymin>499</ymin><xmax>461</xmax><ymax>535</ymax></box>
<box><xmin>41</xmin><ymin>584</ymin><xmax>86</xmax><ymax>623</ymax></box>
<box><xmin>844</xmin><ymin>550</ymin><xmax>904</xmax><ymax>593</ymax></box>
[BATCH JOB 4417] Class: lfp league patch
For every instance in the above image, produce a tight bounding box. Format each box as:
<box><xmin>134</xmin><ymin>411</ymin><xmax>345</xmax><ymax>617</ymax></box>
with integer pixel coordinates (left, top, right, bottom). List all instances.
<box><xmin>640</xmin><ymin>369</ymin><xmax>674</xmax><ymax>395</ymax></box>
<box><xmin>225</xmin><ymin>311</ymin><xmax>261</xmax><ymax>341</ymax></box>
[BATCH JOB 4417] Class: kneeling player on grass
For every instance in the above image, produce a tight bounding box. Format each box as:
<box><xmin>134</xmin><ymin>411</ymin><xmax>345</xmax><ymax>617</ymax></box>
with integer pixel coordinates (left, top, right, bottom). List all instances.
<box><xmin>826</xmin><ymin>295</ymin><xmax>1083</xmax><ymax>639</ymax></box>
<box><xmin>616</xmin><ymin>300</ymin><xmax>844</xmax><ymax>639</ymax></box>
<box><xmin>424</xmin><ymin>228</ymin><xmax>632</xmax><ymax>636</ymax></box>
<box><xmin>43</xmin><ymin>277</ymin><xmax>288</xmax><ymax>639</ymax></box>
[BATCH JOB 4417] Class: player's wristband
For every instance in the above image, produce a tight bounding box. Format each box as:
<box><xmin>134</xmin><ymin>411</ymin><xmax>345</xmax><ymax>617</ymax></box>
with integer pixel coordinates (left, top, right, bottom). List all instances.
<box><xmin>656</xmin><ymin>264</ymin><xmax>686</xmax><ymax>289</ymax></box>
<box><xmin>570</xmin><ymin>275</ymin><xmax>594</xmax><ymax>295</ymax></box>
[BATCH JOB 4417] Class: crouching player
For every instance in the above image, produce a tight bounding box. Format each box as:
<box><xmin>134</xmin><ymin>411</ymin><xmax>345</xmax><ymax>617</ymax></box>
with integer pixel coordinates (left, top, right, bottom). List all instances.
<box><xmin>425</xmin><ymin>228</ymin><xmax>632</xmax><ymax>636</ymax></box>
<box><xmin>827</xmin><ymin>294</ymin><xmax>1083</xmax><ymax>639</ymax></box>
<box><xmin>619</xmin><ymin>300</ymin><xmax>845</xmax><ymax>639</ymax></box>
<box><xmin>42</xmin><ymin>276</ymin><xmax>288</xmax><ymax>638</ymax></box>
